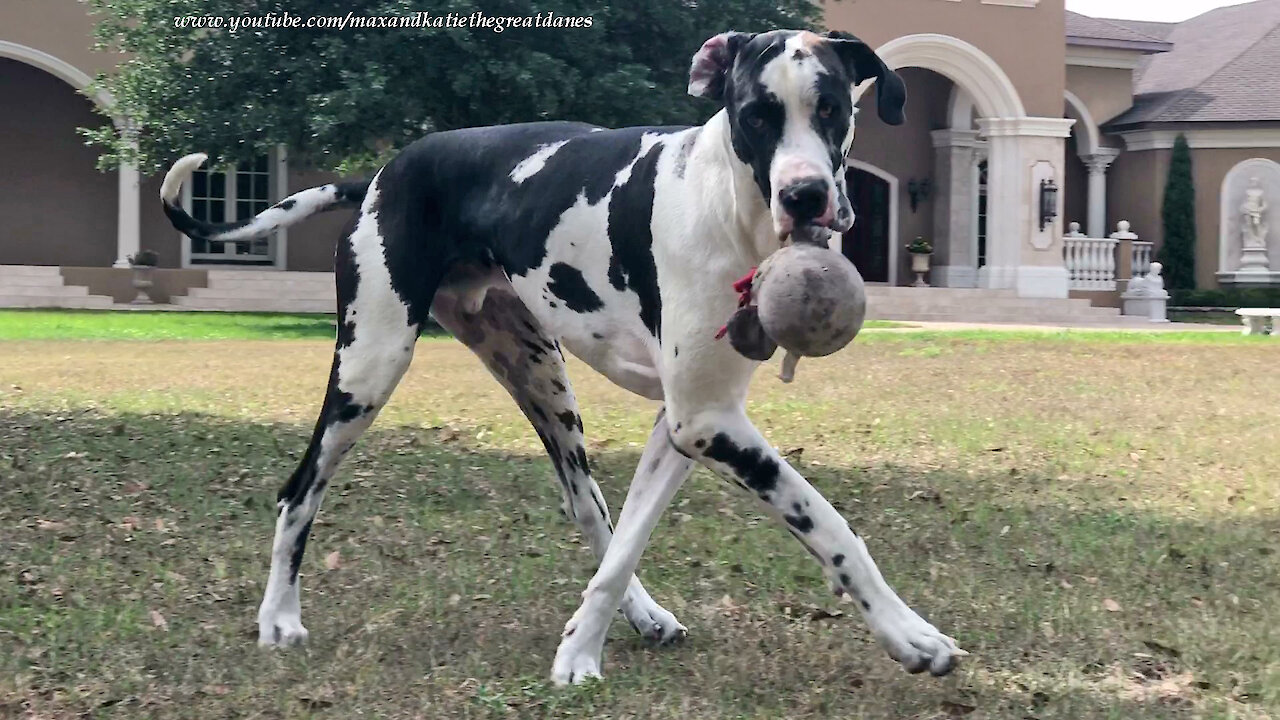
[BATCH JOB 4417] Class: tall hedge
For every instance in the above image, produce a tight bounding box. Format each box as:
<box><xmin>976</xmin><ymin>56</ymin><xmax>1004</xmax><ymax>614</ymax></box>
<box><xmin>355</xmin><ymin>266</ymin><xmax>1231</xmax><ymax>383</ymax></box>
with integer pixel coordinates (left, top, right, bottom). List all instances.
<box><xmin>1158</xmin><ymin>134</ymin><xmax>1197</xmax><ymax>289</ymax></box>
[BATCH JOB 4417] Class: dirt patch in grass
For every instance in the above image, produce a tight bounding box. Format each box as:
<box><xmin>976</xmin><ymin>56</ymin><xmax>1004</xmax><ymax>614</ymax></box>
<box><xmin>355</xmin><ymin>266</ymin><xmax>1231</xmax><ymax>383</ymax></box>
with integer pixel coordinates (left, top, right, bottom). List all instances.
<box><xmin>1</xmin><ymin>335</ymin><xmax>1277</xmax><ymax>718</ymax></box>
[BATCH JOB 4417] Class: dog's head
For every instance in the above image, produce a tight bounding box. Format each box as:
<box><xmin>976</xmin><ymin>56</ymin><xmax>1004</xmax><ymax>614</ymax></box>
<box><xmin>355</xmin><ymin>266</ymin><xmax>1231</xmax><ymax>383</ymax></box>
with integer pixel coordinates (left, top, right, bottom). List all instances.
<box><xmin>689</xmin><ymin>30</ymin><xmax>906</xmax><ymax>237</ymax></box>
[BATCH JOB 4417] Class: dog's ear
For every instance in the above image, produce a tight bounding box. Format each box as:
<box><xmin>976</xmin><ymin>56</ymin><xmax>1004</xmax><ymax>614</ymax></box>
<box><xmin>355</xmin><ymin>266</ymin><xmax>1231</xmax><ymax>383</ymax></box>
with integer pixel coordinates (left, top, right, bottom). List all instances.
<box><xmin>826</xmin><ymin>31</ymin><xmax>907</xmax><ymax>126</ymax></box>
<box><xmin>689</xmin><ymin>31</ymin><xmax>753</xmax><ymax>102</ymax></box>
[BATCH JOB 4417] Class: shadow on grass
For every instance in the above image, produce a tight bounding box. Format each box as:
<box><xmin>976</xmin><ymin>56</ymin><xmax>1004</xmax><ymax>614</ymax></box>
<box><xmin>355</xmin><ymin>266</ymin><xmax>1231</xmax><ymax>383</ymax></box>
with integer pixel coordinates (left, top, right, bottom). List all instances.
<box><xmin>1</xmin><ymin>409</ymin><xmax>1275</xmax><ymax>718</ymax></box>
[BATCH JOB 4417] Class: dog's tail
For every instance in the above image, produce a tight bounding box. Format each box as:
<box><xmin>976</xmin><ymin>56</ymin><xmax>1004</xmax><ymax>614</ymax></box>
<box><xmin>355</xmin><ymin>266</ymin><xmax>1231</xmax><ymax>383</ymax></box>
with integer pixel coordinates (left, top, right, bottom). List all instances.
<box><xmin>160</xmin><ymin>153</ymin><xmax>370</xmax><ymax>242</ymax></box>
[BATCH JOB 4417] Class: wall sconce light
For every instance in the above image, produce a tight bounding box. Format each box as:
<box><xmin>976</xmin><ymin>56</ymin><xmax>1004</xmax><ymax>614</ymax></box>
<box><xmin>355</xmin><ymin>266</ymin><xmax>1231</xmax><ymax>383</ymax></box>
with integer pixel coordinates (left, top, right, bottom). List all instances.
<box><xmin>907</xmin><ymin>178</ymin><xmax>932</xmax><ymax>213</ymax></box>
<box><xmin>1039</xmin><ymin>178</ymin><xmax>1059</xmax><ymax>231</ymax></box>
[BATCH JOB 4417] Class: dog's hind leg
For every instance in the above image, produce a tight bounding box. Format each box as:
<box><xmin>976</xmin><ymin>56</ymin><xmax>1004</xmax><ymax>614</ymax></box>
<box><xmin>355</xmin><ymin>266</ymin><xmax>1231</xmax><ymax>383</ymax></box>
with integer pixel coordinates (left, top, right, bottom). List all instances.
<box><xmin>431</xmin><ymin>278</ymin><xmax>686</xmax><ymax>645</ymax></box>
<box><xmin>257</xmin><ymin>177</ymin><xmax>436</xmax><ymax>647</ymax></box>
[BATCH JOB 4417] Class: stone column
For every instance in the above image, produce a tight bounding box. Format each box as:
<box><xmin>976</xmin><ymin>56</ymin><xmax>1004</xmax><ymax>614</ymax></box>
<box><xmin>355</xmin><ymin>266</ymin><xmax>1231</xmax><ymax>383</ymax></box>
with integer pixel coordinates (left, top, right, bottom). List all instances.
<box><xmin>977</xmin><ymin>117</ymin><xmax>1076</xmax><ymax>298</ymax></box>
<box><xmin>1081</xmin><ymin>148</ymin><xmax>1120</xmax><ymax>239</ymax></box>
<box><xmin>930</xmin><ymin>129</ymin><xmax>983</xmax><ymax>287</ymax></box>
<box><xmin>113</xmin><ymin>126</ymin><xmax>141</xmax><ymax>268</ymax></box>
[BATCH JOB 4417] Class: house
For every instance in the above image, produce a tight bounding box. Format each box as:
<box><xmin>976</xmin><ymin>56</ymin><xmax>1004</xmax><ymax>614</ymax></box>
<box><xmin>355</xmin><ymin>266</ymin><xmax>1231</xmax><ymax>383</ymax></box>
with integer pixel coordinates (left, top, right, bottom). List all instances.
<box><xmin>2</xmin><ymin>0</ymin><xmax>1277</xmax><ymax>313</ymax></box>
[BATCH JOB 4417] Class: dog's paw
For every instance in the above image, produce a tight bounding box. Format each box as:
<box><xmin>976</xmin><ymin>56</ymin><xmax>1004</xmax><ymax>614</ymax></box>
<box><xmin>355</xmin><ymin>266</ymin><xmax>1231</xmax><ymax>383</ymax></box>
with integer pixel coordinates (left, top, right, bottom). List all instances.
<box><xmin>550</xmin><ymin>650</ymin><xmax>603</xmax><ymax>686</ymax></box>
<box><xmin>871</xmin><ymin>606</ymin><xmax>967</xmax><ymax>677</ymax></box>
<box><xmin>258</xmin><ymin>615</ymin><xmax>309</xmax><ymax>648</ymax></box>
<box><xmin>622</xmin><ymin>598</ymin><xmax>687</xmax><ymax>645</ymax></box>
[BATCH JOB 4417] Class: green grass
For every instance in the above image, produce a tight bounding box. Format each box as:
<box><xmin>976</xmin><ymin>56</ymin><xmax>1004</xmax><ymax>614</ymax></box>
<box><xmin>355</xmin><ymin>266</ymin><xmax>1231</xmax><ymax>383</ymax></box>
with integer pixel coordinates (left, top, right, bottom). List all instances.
<box><xmin>0</xmin><ymin>310</ymin><xmax>907</xmax><ymax>341</ymax></box>
<box><xmin>1</xmin><ymin>330</ymin><xmax>1277</xmax><ymax>718</ymax></box>
<box><xmin>0</xmin><ymin>309</ymin><xmax>340</xmax><ymax>340</ymax></box>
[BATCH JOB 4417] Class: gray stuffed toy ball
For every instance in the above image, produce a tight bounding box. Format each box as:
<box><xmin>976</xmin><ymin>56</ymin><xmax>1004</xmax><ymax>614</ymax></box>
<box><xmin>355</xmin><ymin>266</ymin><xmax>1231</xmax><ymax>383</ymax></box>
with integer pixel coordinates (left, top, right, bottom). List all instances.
<box><xmin>755</xmin><ymin>242</ymin><xmax>867</xmax><ymax>357</ymax></box>
<box><xmin>725</xmin><ymin>236</ymin><xmax>867</xmax><ymax>376</ymax></box>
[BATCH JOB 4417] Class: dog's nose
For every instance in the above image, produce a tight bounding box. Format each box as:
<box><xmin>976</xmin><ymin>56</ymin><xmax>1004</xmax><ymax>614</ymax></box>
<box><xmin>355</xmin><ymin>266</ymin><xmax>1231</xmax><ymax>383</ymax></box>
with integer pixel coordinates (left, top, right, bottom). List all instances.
<box><xmin>778</xmin><ymin>178</ymin><xmax>830</xmax><ymax>225</ymax></box>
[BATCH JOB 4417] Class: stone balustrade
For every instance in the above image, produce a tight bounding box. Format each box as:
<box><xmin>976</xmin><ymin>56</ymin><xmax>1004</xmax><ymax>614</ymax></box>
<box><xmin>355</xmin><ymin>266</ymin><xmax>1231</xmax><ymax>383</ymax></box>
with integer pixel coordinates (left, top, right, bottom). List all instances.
<box><xmin>1063</xmin><ymin>220</ymin><xmax>1147</xmax><ymax>292</ymax></box>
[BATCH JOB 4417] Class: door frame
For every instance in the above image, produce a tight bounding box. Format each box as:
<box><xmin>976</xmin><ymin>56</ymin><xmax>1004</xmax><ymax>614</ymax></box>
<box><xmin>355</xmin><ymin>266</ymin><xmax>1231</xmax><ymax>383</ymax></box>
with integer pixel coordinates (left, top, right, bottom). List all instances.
<box><xmin>842</xmin><ymin>159</ymin><xmax>899</xmax><ymax>286</ymax></box>
<box><xmin>179</xmin><ymin>145</ymin><xmax>289</xmax><ymax>270</ymax></box>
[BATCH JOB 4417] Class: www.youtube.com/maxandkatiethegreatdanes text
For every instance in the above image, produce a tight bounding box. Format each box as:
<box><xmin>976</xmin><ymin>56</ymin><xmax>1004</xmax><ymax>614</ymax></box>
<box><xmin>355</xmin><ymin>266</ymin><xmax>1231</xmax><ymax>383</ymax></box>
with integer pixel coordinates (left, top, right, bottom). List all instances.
<box><xmin>172</xmin><ymin>10</ymin><xmax>593</xmax><ymax>33</ymax></box>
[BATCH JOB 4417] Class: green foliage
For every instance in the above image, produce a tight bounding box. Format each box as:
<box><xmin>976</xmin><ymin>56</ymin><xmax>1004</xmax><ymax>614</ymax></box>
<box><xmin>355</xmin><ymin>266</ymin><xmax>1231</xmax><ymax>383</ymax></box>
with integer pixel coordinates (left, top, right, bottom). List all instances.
<box><xmin>82</xmin><ymin>0</ymin><xmax>821</xmax><ymax>173</ymax></box>
<box><xmin>1158</xmin><ymin>134</ymin><xmax>1197</xmax><ymax>289</ymax></box>
<box><xmin>906</xmin><ymin>236</ymin><xmax>932</xmax><ymax>254</ymax></box>
<box><xmin>1170</xmin><ymin>287</ymin><xmax>1280</xmax><ymax>309</ymax></box>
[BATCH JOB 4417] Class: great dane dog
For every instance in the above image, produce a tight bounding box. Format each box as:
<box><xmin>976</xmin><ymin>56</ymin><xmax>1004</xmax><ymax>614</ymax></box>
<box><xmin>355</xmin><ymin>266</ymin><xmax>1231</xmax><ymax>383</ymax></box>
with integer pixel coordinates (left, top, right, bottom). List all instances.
<box><xmin>160</xmin><ymin>29</ymin><xmax>966</xmax><ymax>683</ymax></box>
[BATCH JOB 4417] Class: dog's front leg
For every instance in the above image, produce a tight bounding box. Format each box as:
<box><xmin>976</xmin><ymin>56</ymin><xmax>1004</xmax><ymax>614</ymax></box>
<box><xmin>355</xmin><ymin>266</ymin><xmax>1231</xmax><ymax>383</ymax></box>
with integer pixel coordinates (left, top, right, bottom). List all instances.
<box><xmin>550</xmin><ymin>409</ymin><xmax>696</xmax><ymax>685</ymax></box>
<box><xmin>669</xmin><ymin>408</ymin><xmax>967</xmax><ymax>677</ymax></box>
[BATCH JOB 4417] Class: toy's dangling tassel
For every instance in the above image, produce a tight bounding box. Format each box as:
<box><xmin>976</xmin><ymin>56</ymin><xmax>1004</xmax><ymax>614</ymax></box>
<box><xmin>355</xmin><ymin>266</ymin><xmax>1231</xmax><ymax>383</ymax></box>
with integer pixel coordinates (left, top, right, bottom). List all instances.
<box><xmin>715</xmin><ymin>266</ymin><xmax>759</xmax><ymax>339</ymax></box>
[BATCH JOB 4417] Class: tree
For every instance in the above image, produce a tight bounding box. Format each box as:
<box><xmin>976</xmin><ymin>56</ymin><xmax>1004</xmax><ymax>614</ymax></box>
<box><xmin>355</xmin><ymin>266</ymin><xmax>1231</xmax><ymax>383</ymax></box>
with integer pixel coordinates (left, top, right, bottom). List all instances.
<box><xmin>83</xmin><ymin>0</ymin><xmax>821</xmax><ymax>173</ymax></box>
<box><xmin>1158</xmin><ymin>134</ymin><xmax>1197</xmax><ymax>289</ymax></box>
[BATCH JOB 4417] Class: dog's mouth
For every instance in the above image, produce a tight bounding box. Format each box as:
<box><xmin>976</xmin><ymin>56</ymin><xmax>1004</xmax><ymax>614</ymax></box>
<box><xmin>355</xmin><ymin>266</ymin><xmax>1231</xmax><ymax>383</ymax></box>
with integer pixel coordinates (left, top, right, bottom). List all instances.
<box><xmin>782</xmin><ymin>224</ymin><xmax>834</xmax><ymax>248</ymax></box>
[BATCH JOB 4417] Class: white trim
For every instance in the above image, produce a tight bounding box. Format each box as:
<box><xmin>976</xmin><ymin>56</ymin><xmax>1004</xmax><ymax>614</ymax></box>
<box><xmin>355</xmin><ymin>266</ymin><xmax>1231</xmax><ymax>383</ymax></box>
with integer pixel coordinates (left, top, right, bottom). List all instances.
<box><xmin>114</xmin><ymin>154</ymin><xmax>140</xmax><ymax>268</ymax></box>
<box><xmin>1015</xmin><ymin>265</ymin><xmax>1070</xmax><ymax>298</ymax></box>
<box><xmin>1064</xmin><ymin>90</ymin><xmax>1101</xmax><ymax>156</ymax></box>
<box><xmin>873</xmin><ymin>34</ymin><xmax>1027</xmax><ymax>119</ymax></box>
<box><xmin>1065</xmin><ymin>46</ymin><xmax>1143</xmax><ymax>70</ymax></box>
<box><xmin>844</xmin><ymin>159</ymin><xmax>900</xmax><ymax>286</ymax></box>
<box><xmin>1118</xmin><ymin>128</ymin><xmax>1280</xmax><ymax>151</ymax></box>
<box><xmin>980</xmin><ymin>117</ymin><xmax>1076</xmax><ymax>138</ymax></box>
<box><xmin>947</xmin><ymin>85</ymin><xmax>978</xmax><ymax>132</ymax></box>
<box><xmin>0</xmin><ymin>41</ymin><xmax>114</xmax><ymax>112</ymax></box>
<box><xmin>1219</xmin><ymin>158</ymin><xmax>1280</xmax><ymax>275</ymax></box>
<box><xmin>274</xmin><ymin>144</ymin><xmax>289</xmax><ymax>270</ymax></box>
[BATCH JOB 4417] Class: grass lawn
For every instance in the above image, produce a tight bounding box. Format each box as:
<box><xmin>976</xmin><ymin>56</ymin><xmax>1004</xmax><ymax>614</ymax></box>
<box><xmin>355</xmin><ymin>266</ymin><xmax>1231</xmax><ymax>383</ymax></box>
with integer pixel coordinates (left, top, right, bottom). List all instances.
<box><xmin>1</xmin><ymin>317</ymin><xmax>1277</xmax><ymax>718</ymax></box>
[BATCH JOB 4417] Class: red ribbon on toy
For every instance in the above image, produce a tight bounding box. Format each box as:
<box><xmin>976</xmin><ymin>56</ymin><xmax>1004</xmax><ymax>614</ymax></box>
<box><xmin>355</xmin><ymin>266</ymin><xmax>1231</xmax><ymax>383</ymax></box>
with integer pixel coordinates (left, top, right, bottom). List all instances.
<box><xmin>714</xmin><ymin>266</ymin><xmax>759</xmax><ymax>339</ymax></box>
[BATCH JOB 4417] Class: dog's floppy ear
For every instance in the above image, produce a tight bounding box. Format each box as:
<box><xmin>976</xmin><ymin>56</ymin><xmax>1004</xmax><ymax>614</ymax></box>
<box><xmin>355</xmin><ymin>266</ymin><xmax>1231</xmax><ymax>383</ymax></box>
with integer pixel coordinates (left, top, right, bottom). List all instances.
<box><xmin>689</xmin><ymin>31</ymin><xmax>753</xmax><ymax>102</ymax></box>
<box><xmin>826</xmin><ymin>31</ymin><xmax>907</xmax><ymax>126</ymax></box>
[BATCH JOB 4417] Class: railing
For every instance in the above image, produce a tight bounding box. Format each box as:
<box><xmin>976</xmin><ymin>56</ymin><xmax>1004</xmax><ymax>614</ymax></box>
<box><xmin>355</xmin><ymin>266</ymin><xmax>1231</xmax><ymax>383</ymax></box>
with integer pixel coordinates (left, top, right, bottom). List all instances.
<box><xmin>1064</xmin><ymin>235</ymin><xmax>1119</xmax><ymax>290</ymax></box>
<box><xmin>1063</xmin><ymin>220</ymin><xmax>1145</xmax><ymax>292</ymax></box>
<box><xmin>1132</xmin><ymin>241</ymin><xmax>1154</xmax><ymax>277</ymax></box>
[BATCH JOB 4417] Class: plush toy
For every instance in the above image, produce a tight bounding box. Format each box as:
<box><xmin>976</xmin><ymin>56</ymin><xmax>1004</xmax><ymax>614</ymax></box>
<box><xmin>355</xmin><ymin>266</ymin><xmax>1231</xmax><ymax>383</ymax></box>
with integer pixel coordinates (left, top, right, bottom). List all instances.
<box><xmin>721</xmin><ymin>229</ymin><xmax>867</xmax><ymax>382</ymax></box>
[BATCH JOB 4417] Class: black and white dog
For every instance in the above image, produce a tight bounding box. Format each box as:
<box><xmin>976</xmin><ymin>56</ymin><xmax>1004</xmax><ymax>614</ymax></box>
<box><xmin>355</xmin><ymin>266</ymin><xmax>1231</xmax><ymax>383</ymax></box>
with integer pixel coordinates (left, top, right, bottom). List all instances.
<box><xmin>160</xmin><ymin>29</ymin><xmax>965</xmax><ymax>683</ymax></box>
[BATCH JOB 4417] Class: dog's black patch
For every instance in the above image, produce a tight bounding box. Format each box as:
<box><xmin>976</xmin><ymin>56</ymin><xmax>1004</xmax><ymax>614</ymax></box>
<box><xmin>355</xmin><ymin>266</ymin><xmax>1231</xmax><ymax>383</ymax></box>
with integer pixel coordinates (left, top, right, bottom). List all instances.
<box><xmin>606</xmin><ymin>142</ymin><xmax>665</xmax><ymax>337</ymax></box>
<box><xmin>785</xmin><ymin>513</ymin><xmax>814</xmax><ymax>533</ymax></box>
<box><xmin>288</xmin><ymin>519</ymin><xmax>314</xmax><ymax>582</ymax></box>
<box><xmin>831</xmin><ymin>553</ymin><xmax>845</xmax><ymax>567</ymax></box>
<box><xmin>274</xmin><ymin>198</ymin><xmax>297</xmax><ymax>211</ymax></box>
<box><xmin>556</xmin><ymin>410</ymin><xmax>581</xmax><ymax>433</ymax></box>
<box><xmin>702</xmin><ymin>433</ymin><xmax>780</xmax><ymax>495</ymax></box>
<box><xmin>547</xmin><ymin>262</ymin><xmax>605</xmax><ymax>313</ymax></box>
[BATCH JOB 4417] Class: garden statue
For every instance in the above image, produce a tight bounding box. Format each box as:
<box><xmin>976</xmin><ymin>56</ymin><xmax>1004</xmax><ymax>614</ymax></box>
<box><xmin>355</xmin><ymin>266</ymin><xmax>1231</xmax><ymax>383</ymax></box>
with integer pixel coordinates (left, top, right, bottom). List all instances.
<box><xmin>1242</xmin><ymin>178</ymin><xmax>1269</xmax><ymax>250</ymax></box>
<box><xmin>1239</xmin><ymin>178</ymin><xmax>1272</xmax><ymax>273</ymax></box>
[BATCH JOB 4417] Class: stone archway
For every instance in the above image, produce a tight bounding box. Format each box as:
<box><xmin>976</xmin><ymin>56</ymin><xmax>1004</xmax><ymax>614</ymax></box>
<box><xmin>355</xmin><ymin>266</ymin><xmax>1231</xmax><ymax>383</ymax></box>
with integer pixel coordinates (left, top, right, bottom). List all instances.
<box><xmin>861</xmin><ymin>34</ymin><xmax>1072</xmax><ymax>297</ymax></box>
<box><xmin>0</xmin><ymin>41</ymin><xmax>137</xmax><ymax>268</ymax></box>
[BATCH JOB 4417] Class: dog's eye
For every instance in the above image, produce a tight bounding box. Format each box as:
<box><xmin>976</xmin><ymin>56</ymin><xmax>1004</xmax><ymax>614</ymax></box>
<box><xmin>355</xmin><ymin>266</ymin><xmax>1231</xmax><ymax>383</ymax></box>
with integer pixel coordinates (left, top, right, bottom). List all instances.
<box><xmin>817</xmin><ymin>101</ymin><xmax>834</xmax><ymax>120</ymax></box>
<box><xmin>746</xmin><ymin>115</ymin><xmax>765</xmax><ymax>129</ymax></box>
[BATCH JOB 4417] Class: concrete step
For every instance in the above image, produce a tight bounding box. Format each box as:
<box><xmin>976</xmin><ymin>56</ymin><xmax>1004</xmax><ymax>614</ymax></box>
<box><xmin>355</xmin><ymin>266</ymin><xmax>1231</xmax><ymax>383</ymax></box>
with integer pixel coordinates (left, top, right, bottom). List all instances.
<box><xmin>0</xmin><ymin>275</ymin><xmax>77</xmax><ymax>288</ymax></box>
<box><xmin>0</xmin><ymin>294</ymin><xmax>114</xmax><ymax>309</ymax></box>
<box><xmin>172</xmin><ymin>296</ymin><xmax>336</xmax><ymax>313</ymax></box>
<box><xmin>185</xmin><ymin>286</ymin><xmax>332</xmax><ymax>301</ymax></box>
<box><xmin>865</xmin><ymin>287</ymin><xmax>1019</xmax><ymax>299</ymax></box>
<box><xmin>205</xmin><ymin>270</ymin><xmax>333</xmax><ymax>282</ymax></box>
<box><xmin>0</xmin><ymin>265</ymin><xmax>65</xmax><ymax>278</ymax></box>
<box><xmin>0</xmin><ymin>284</ymin><xmax>90</xmax><ymax>297</ymax></box>
<box><xmin>871</xmin><ymin>310</ymin><xmax>1150</xmax><ymax>326</ymax></box>
<box><xmin>201</xmin><ymin>278</ymin><xmax>334</xmax><ymax>292</ymax></box>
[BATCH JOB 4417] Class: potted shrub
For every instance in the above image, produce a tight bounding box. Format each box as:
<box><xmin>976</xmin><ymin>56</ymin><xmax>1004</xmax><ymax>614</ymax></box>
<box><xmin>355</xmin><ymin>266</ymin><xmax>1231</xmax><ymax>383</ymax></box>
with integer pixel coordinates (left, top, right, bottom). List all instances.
<box><xmin>128</xmin><ymin>249</ymin><xmax>159</xmax><ymax>304</ymax></box>
<box><xmin>906</xmin><ymin>237</ymin><xmax>932</xmax><ymax>287</ymax></box>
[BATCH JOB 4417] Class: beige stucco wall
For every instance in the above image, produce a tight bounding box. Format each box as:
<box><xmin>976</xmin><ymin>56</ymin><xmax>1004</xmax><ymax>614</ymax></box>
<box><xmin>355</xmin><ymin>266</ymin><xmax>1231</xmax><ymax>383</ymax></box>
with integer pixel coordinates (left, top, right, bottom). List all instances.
<box><xmin>0</xmin><ymin>58</ymin><xmax>116</xmax><ymax>267</ymax></box>
<box><xmin>1066</xmin><ymin>65</ymin><xmax>1135</xmax><ymax>126</ymax></box>
<box><xmin>1109</xmin><ymin>144</ymin><xmax>1280</xmax><ymax>288</ymax></box>
<box><xmin>826</xmin><ymin>0</ymin><xmax>1067</xmax><ymax>118</ymax></box>
<box><xmin>1108</xmin><ymin>148</ymin><xmax>1168</xmax><ymax>247</ymax></box>
<box><xmin>0</xmin><ymin>0</ymin><xmax>120</xmax><ymax>78</ymax></box>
